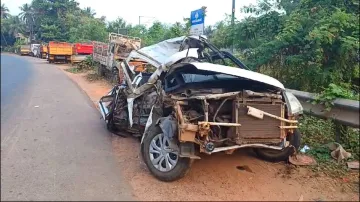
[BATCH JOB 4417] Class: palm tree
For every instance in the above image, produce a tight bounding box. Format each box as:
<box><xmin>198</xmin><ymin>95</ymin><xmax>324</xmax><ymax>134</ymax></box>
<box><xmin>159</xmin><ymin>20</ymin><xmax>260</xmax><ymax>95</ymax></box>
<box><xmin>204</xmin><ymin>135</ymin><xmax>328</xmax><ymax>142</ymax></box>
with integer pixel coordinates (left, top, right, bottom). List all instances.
<box><xmin>19</xmin><ymin>3</ymin><xmax>33</xmax><ymax>23</ymax></box>
<box><xmin>4</xmin><ymin>16</ymin><xmax>25</xmax><ymax>37</ymax></box>
<box><xmin>83</xmin><ymin>7</ymin><xmax>96</xmax><ymax>17</ymax></box>
<box><xmin>1</xmin><ymin>3</ymin><xmax>10</xmax><ymax>19</ymax></box>
<box><xmin>19</xmin><ymin>3</ymin><xmax>35</xmax><ymax>40</ymax></box>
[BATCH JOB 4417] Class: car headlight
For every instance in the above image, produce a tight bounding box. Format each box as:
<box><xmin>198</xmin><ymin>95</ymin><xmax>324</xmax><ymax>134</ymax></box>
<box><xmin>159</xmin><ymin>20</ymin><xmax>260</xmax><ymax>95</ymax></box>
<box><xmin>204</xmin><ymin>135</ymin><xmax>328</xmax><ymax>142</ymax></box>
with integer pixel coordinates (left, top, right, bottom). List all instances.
<box><xmin>284</xmin><ymin>91</ymin><xmax>303</xmax><ymax>116</ymax></box>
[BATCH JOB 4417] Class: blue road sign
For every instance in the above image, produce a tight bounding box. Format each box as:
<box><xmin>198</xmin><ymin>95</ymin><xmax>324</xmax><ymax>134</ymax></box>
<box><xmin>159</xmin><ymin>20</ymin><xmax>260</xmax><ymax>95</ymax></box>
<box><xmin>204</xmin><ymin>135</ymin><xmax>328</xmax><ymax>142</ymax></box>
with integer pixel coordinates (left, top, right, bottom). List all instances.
<box><xmin>190</xmin><ymin>9</ymin><xmax>204</xmax><ymax>26</ymax></box>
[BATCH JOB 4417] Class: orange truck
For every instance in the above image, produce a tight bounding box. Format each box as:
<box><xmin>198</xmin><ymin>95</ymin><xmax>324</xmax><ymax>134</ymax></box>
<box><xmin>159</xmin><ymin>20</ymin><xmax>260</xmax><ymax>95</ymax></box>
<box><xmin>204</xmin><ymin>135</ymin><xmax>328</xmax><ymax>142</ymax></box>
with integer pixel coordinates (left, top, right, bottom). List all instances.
<box><xmin>40</xmin><ymin>44</ymin><xmax>48</xmax><ymax>59</ymax></box>
<box><xmin>47</xmin><ymin>41</ymin><xmax>73</xmax><ymax>63</ymax></box>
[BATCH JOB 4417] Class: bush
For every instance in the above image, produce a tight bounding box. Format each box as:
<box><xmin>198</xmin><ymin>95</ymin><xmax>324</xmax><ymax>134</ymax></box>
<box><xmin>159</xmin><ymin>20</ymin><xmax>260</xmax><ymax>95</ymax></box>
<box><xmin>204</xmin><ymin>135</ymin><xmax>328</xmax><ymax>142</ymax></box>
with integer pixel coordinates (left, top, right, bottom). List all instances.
<box><xmin>299</xmin><ymin>115</ymin><xmax>359</xmax><ymax>160</ymax></box>
<box><xmin>76</xmin><ymin>55</ymin><xmax>95</xmax><ymax>71</ymax></box>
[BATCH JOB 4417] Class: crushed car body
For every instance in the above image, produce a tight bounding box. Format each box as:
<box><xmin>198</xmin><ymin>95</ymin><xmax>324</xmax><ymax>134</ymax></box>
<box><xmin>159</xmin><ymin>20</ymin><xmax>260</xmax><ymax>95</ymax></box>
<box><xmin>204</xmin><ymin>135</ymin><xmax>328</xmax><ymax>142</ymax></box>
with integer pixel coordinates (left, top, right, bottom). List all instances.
<box><xmin>99</xmin><ymin>35</ymin><xmax>304</xmax><ymax>182</ymax></box>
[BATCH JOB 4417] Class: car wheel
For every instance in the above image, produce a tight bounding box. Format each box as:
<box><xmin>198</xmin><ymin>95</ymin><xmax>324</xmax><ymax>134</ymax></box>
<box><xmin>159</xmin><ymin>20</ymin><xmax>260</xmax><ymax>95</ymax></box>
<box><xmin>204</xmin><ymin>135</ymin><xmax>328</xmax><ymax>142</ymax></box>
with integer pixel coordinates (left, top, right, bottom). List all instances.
<box><xmin>254</xmin><ymin>129</ymin><xmax>301</xmax><ymax>162</ymax></box>
<box><xmin>141</xmin><ymin>126</ymin><xmax>192</xmax><ymax>182</ymax></box>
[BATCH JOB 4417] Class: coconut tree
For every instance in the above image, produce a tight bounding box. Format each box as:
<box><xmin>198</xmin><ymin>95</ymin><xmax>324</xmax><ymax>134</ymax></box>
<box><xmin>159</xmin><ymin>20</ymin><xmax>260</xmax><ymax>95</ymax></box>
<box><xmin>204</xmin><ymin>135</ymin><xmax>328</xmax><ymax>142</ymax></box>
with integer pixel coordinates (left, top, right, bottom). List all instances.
<box><xmin>4</xmin><ymin>16</ymin><xmax>25</xmax><ymax>37</ymax></box>
<box><xmin>1</xmin><ymin>3</ymin><xmax>10</xmax><ymax>19</ymax></box>
<box><xmin>19</xmin><ymin>3</ymin><xmax>35</xmax><ymax>40</ymax></box>
<box><xmin>82</xmin><ymin>7</ymin><xmax>96</xmax><ymax>17</ymax></box>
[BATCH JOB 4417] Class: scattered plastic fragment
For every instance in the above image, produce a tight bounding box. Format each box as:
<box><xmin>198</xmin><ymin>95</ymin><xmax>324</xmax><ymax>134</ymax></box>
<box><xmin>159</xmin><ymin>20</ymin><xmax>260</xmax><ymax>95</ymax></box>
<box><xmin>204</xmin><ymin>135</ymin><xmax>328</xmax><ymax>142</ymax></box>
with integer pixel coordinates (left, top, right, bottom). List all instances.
<box><xmin>347</xmin><ymin>161</ymin><xmax>359</xmax><ymax>169</ymax></box>
<box><xmin>328</xmin><ymin>143</ymin><xmax>351</xmax><ymax>162</ymax></box>
<box><xmin>300</xmin><ymin>145</ymin><xmax>310</xmax><ymax>153</ymax></box>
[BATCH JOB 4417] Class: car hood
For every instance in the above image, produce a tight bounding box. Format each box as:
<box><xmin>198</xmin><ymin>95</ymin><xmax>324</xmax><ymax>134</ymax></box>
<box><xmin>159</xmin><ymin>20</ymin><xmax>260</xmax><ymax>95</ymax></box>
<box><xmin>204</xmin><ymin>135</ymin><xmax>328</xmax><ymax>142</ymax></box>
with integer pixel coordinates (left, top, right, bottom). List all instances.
<box><xmin>185</xmin><ymin>62</ymin><xmax>285</xmax><ymax>90</ymax></box>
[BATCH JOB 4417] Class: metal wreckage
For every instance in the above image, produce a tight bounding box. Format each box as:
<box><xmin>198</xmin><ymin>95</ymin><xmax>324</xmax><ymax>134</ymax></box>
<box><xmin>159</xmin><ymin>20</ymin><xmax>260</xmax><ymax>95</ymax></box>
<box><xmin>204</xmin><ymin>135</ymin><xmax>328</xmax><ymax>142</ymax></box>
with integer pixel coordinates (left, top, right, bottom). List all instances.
<box><xmin>98</xmin><ymin>35</ymin><xmax>304</xmax><ymax>182</ymax></box>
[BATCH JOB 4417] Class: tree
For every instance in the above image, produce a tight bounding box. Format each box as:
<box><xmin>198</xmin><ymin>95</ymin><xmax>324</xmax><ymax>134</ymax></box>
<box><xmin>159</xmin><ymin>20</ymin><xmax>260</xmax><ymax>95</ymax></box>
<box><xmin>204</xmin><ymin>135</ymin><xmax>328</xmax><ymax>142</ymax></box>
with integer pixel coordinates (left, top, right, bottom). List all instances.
<box><xmin>19</xmin><ymin>3</ymin><xmax>35</xmax><ymax>40</ymax></box>
<box><xmin>146</xmin><ymin>21</ymin><xmax>167</xmax><ymax>45</ymax></box>
<box><xmin>1</xmin><ymin>15</ymin><xmax>26</xmax><ymax>46</ymax></box>
<box><xmin>240</xmin><ymin>0</ymin><xmax>359</xmax><ymax>92</ymax></box>
<box><xmin>69</xmin><ymin>17</ymin><xmax>107</xmax><ymax>42</ymax></box>
<box><xmin>107</xmin><ymin>17</ymin><xmax>127</xmax><ymax>34</ymax></box>
<box><xmin>82</xmin><ymin>7</ymin><xmax>96</xmax><ymax>17</ymax></box>
<box><xmin>1</xmin><ymin>3</ymin><xmax>10</xmax><ymax>19</ymax></box>
<box><xmin>164</xmin><ymin>22</ymin><xmax>186</xmax><ymax>39</ymax></box>
<box><xmin>19</xmin><ymin>3</ymin><xmax>34</xmax><ymax>23</ymax></box>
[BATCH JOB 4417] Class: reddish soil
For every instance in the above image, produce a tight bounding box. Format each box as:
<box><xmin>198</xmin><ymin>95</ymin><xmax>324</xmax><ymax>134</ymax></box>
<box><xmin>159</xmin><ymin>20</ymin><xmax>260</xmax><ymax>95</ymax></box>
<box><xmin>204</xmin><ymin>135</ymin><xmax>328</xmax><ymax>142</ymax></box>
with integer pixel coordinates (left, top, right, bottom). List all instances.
<box><xmin>57</xmin><ymin>65</ymin><xmax>359</xmax><ymax>201</ymax></box>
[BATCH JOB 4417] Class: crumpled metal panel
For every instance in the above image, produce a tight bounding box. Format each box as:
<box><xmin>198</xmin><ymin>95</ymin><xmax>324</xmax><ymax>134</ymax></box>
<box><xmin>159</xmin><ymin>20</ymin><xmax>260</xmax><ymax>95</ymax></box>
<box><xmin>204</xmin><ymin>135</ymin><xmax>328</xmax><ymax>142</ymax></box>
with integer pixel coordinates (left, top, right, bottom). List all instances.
<box><xmin>137</xmin><ymin>36</ymin><xmax>185</xmax><ymax>65</ymax></box>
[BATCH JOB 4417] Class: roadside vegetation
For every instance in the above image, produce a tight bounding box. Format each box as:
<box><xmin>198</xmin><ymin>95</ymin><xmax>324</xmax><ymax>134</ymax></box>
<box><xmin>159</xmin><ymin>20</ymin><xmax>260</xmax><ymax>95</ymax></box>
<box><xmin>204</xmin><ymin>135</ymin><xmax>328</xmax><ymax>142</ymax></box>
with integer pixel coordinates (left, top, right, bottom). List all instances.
<box><xmin>299</xmin><ymin>115</ymin><xmax>359</xmax><ymax>176</ymax></box>
<box><xmin>1</xmin><ymin>0</ymin><xmax>359</xmax><ymax>174</ymax></box>
<box><xmin>65</xmin><ymin>56</ymin><xmax>103</xmax><ymax>82</ymax></box>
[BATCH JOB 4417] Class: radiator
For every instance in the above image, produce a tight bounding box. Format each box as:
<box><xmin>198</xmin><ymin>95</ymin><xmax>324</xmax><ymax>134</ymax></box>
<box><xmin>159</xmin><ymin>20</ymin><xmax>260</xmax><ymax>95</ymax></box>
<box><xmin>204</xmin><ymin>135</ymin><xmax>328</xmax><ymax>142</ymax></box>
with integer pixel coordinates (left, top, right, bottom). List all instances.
<box><xmin>233</xmin><ymin>101</ymin><xmax>285</xmax><ymax>143</ymax></box>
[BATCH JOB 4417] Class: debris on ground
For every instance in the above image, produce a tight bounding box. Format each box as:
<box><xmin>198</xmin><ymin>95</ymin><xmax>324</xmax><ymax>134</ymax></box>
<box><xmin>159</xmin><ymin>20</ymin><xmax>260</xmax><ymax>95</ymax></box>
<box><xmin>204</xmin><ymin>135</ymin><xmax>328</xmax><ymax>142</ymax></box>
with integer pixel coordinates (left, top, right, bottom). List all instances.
<box><xmin>328</xmin><ymin>143</ymin><xmax>352</xmax><ymax>162</ymax></box>
<box><xmin>300</xmin><ymin>145</ymin><xmax>310</xmax><ymax>153</ymax></box>
<box><xmin>347</xmin><ymin>161</ymin><xmax>359</xmax><ymax>170</ymax></box>
<box><xmin>289</xmin><ymin>154</ymin><xmax>317</xmax><ymax>166</ymax></box>
<box><xmin>34</xmin><ymin>105</ymin><xmax>39</xmax><ymax>108</ymax></box>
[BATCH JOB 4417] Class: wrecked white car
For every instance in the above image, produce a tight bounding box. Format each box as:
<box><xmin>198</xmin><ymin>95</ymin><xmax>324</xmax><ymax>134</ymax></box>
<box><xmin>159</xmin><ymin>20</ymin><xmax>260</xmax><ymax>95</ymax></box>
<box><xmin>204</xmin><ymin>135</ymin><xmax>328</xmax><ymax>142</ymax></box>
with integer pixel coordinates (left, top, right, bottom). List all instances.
<box><xmin>99</xmin><ymin>36</ymin><xmax>303</xmax><ymax>182</ymax></box>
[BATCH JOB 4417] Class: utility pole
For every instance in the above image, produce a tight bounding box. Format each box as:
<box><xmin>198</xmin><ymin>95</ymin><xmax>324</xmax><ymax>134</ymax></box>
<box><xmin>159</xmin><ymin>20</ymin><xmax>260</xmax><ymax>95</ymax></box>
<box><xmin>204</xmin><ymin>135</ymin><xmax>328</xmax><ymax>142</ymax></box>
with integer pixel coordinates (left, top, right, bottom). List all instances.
<box><xmin>231</xmin><ymin>0</ymin><xmax>235</xmax><ymax>53</ymax></box>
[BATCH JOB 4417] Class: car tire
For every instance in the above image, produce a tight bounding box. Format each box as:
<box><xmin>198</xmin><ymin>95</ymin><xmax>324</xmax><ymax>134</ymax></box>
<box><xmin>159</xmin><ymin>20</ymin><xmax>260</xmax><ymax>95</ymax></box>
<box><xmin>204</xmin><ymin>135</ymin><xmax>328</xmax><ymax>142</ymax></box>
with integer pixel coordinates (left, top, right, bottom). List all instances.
<box><xmin>141</xmin><ymin>125</ymin><xmax>192</xmax><ymax>182</ymax></box>
<box><xmin>254</xmin><ymin>129</ymin><xmax>301</xmax><ymax>162</ymax></box>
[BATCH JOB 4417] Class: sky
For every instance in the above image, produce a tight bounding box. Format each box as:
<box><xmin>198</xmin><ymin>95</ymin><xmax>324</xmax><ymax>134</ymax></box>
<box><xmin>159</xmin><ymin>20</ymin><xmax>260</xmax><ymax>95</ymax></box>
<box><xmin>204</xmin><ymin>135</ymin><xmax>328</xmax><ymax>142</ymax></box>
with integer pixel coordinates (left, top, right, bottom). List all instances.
<box><xmin>3</xmin><ymin>0</ymin><xmax>256</xmax><ymax>26</ymax></box>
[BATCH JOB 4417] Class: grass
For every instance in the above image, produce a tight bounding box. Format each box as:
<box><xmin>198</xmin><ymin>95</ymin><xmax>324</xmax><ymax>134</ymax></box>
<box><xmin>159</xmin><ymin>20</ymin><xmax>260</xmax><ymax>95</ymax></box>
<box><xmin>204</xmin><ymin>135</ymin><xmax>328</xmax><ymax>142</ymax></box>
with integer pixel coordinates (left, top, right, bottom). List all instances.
<box><xmin>65</xmin><ymin>66</ymin><xmax>87</xmax><ymax>74</ymax></box>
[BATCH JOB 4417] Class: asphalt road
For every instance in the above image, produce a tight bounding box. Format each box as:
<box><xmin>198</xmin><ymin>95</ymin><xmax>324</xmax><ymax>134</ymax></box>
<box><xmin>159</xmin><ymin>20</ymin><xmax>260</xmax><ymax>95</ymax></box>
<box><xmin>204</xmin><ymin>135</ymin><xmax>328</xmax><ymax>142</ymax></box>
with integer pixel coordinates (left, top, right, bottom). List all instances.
<box><xmin>1</xmin><ymin>54</ymin><xmax>133</xmax><ymax>201</ymax></box>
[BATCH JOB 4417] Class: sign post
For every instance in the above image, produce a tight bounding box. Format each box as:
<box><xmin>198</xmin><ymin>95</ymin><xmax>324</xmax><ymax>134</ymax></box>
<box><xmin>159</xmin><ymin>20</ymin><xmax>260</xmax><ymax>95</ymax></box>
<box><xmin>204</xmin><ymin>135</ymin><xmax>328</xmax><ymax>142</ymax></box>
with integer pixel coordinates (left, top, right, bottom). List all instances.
<box><xmin>190</xmin><ymin>8</ymin><xmax>205</xmax><ymax>36</ymax></box>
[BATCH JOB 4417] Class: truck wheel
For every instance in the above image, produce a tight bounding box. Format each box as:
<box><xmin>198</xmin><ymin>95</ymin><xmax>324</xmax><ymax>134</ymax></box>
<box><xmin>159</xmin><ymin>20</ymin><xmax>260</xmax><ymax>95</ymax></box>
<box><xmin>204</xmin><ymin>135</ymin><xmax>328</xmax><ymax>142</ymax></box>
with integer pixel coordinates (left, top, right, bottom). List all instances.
<box><xmin>254</xmin><ymin>129</ymin><xmax>301</xmax><ymax>162</ymax></box>
<box><xmin>141</xmin><ymin>125</ymin><xmax>192</xmax><ymax>182</ymax></box>
<box><xmin>111</xmin><ymin>68</ymin><xmax>120</xmax><ymax>84</ymax></box>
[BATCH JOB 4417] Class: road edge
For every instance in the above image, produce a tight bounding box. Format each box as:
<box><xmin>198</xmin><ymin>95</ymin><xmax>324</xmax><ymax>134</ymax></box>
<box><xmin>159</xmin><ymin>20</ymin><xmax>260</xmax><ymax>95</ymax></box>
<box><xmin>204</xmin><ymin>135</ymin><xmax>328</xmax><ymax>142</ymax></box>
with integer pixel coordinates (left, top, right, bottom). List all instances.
<box><xmin>52</xmin><ymin>64</ymin><xmax>137</xmax><ymax>201</ymax></box>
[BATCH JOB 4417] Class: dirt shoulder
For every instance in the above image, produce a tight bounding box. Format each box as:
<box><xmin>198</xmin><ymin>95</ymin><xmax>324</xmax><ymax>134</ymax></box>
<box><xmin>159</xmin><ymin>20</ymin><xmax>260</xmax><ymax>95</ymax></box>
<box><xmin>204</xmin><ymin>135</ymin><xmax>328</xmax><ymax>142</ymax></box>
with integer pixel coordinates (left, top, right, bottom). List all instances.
<box><xmin>56</xmin><ymin>64</ymin><xmax>359</xmax><ymax>201</ymax></box>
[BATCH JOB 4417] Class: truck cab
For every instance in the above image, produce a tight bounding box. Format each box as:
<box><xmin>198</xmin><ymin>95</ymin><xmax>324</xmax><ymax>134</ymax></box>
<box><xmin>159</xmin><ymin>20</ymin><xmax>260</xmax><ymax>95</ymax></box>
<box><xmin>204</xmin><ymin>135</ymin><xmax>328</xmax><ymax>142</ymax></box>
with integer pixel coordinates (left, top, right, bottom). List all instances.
<box><xmin>93</xmin><ymin>33</ymin><xmax>141</xmax><ymax>83</ymax></box>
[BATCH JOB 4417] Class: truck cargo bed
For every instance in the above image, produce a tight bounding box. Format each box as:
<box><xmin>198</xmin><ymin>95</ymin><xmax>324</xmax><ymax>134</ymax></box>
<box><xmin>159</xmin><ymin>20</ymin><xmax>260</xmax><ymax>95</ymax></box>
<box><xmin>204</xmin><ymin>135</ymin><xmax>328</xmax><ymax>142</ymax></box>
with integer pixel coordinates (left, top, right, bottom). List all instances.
<box><xmin>48</xmin><ymin>41</ymin><xmax>73</xmax><ymax>56</ymax></box>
